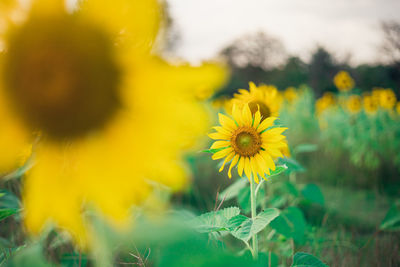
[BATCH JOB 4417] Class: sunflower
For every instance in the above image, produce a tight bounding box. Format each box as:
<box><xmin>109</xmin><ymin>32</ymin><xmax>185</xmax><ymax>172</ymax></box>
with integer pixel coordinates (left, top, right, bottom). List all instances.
<box><xmin>378</xmin><ymin>89</ymin><xmax>397</xmax><ymax>110</ymax></box>
<box><xmin>283</xmin><ymin>87</ymin><xmax>298</xmax><ymax>103</ymax></box>
<box><xmin>396</xmin><ymin>102</ymin><xmax>400</xmax><ymax>115</ymax></box>
<box><xmin>208</xmin><ymin>104</ymin><xmax>288</xmax><ymax>183</ymax></box>
<box><xmin>315</xmin><ymin>92</ymin><xmax>336</xmax><ymax>115</ymax></box>
<box><xmin>231</xmin><ymin>82</ymin><xmax>282</xmax><ymax>120</ymax></box>
<box><xmin>346</xmin><ymin>95</ymin><xmax>361</xmax><ymax>114</ymax></box>
<box><xmin>333</xmin><ymin>71</ymin><xmax>354</xmax><ymax>92</ymax></box>
<box><xmin>0</xmin><ymin>0</ymin><xmax>226</xmax><ymax>245</ymax></box>
<box><xmin>363</xmin><ymin>95</ymin><xmax>378</xmax><ymax>115</ymax></box>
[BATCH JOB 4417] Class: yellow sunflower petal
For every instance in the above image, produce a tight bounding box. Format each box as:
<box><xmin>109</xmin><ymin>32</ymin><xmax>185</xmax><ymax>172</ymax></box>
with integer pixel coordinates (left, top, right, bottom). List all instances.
<box><xmin>260</xmin><ymin>150</ymin><xmax>276</xmax><ymax>171</ymax></box>
<box><xmin>250</xmin><ymin>158</ymin><xmax>259</xmax><ymax>184</ymax></box>
<box><xmin>208</xmin><ymin>132</ymin><xmax>230</xmax><ymax>140</ymax></box>
<box><xmin>210</xmin><ymin>140</ymin><xmax>231</xmax><ymax>150</ymax></box>
<box><xmin>237</xmin><ymin>157</ymin><xmax>245</xmax><ymax>177</ymax></box>
<box><xmin>244</xmin><ymin>157</ymin><xmax>252</xmax><ymax>180</ymax></box>
<box><xmin>242</xmin><ymin>104</ymin><xmax>252</xmax><ymax>126</ymax></box>
<box><xmin>232</xmin><ymin>103</ymin><xmax>243</xmax><ymax>126</ymax></box>
<box><xmin>257</xmin><ymin>117</ymin><xmax>277</xmax><ymax>132</ymax></box>
<box><xmin>219</xmin><ymin>152</ymin><xmax>235</xmax><ymax>172</ymax></box>
<box><xmin>218</xmin><ymin>113</ymin><xmax>237</xmax><ymax>132</ymax></box>
<box><xmin>227</xmin><ymin>154</ymin><xmax>239</xmax><ymax>178</ymax></box>
<box><xmin>212</xmin><ymin>147</ymin><xmax>233</xmax><ymax>160</ymax></box>
<box><xmin>253</xmin><ymin>110</ymin><xmax>261</xmax><ymax>128</ymax></box>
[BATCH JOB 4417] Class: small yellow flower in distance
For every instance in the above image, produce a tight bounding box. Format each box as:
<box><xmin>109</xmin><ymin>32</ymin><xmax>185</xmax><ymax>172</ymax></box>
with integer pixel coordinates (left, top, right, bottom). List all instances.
<box><xmin>363</xmin><ymin>95</ymin><xmax>378</xmax><ymax>115</ymax></box>
<box><xmin>396</xmin><ymin>102</ymin><xmax>400</xmax><ymax>115</ymax></box>
<box><xmin>378</xmin><ymin>89</ymin><xmax>397</xmax><ymax>110</ymax></box>
<box><xmin>0</xmin><ymin>0</ymin><xmax>226</xmax><ymax>246</ymax></box>
<box><xmin>283</xmin><ymin>87</ymin><xmax>298</xmax><ymax>103</ymax></box>
<box><xmin>231</xmin><ymin>82</ymin><xmax>282</xmax><ymax>120</ymax></box>
<box><xmin>346</xmin><ymin>95</ymin><xmax>362</xmax><ymax>114</ymax></box>
<box><xmin>333</xmin><ymin>71</ymin><xmax>354</xmax><ymax>92</ymax></box>
<box><xmin>208</xmin><ymin>104</ymin><xmax>288</xmax><ymax>183</ymax></box>
<box><xmin>315</xmin><ymin>92</ymin><xmax>336</xmax><ymax>115</ymax></box>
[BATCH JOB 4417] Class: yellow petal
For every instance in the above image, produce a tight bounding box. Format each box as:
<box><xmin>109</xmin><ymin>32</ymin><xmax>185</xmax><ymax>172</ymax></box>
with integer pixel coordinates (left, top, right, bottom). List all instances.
<box><xmin>250</xmin><ymin>158</ymin><xmax>260</xmax><ymax>184</ymax></box>
<box><xmin>257</xmin><ymin>117</ymin><xmax>277</xmax><ymax>132</ymax></box>
<box><xmin>219</xmin><ymin>113</ymin><xmax>237</xmax><ymax>132</ymax></box>
<box><xmin>219</xmin><ymin>152</ymin><xmax>235</xmax><ymax>172</ymax></box>
<box><xmin>265</xmin><ymin>148</ymin><xmax>284</xmax><ymax>159</ymax></box>
<box><xmin>242</xmin><ymin>104</ymin><xmax>252</xmax><ymax>126</ymax></box>
<box><xmin>260</xmin><ymin>151</ymin><xmax>276</xmax><ymax>171</ymax></box>
<box><xmin>237</xmin><ymin>157</ymin><xmax>245</xmax><ymax>177</ymax></box>
<box><xmin>228</xmin><ymin>154</ymin><xmax>239</xmax><ymax>178</ymax></box>
<box><xmin>244</xmin><ymin>157</ymin><xmax>252</xmax><ymax>180</ymax></box>
<box><xmin>232</xmin><ymin>103</ymin><xmax>243</xmax><ymax>126</ymax></box>
<box><xmin>208</xmin><ymin>132</ymin><xmax>230</xmax><ymax>140</ymax></box>
<box><xmin>255</xmin><ymin>154</ymin><xmax>267</xmax><ymax>180</ymax></box>
<box><xmin>210</xmin><ymin>140</ymin><xmax>231</xmax><ymax>150</ymax></box>
<box><xmin>253</xmin><ymin>110</ymin><xmax>261</xmax><ymax>128</ymax></box>
<box><xmin>264</xmin><ymin>127</ymin><xmax>288</xmax><ymax>136</ymax></box>
<box><xmin>212</xmin><ymin>147</ymin><xmax>233</xmax><ymax>160</ymax></box>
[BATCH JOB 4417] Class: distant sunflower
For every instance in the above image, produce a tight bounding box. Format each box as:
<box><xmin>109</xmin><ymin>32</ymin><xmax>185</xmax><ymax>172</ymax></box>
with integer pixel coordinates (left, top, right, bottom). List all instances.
<box><xmin>209</xmin><ymin>104</ymin><xmax>288</xmax><ymax>183</ymax></box>
<box><xmin>1</xmin><ymin>0</ymin><xmax>226</xmax><ymax>245</ymax></box>
<box><xmin>378</xmin><ymin>89</ymin><xmax>397</xmax><ymax>110</ymax></box>
<box><xmin>346</xmin><ymin>95</ymin><xmax>361</xmax><ymax>114</ymax></box>
<box><xmin>283</xmin><ymin>87</ymin><xmax>298</xmax><ymax>103</ymax></box>
<box><xmin>363</xmin><ymin>95</ymin><xmax>378</xmax><ymax>115</ymax></box>
<box><xmin>396</xmin><ymin>102</ymin><xmax>400</xmax><ymax>115</ymax></box>
<box><xmin>315</xmin><ymin>92</ymin><xmax>336</xmax><ymax>115</ymax></box>
<box><xmin>232</xmin><ymin>82</ymin><xmax>282</xmax><ymax>120</ymax></box>
<box><xmin>333</xmin><ymin>71</ymin><xmax>354</xmax><ymax>92</ymax></box>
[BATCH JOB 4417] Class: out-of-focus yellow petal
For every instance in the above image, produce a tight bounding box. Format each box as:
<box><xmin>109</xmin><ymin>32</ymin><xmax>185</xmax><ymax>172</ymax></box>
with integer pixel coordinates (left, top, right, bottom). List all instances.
<box><xmin>227</xmin><ymin>154</ymin><xmax>239</xmax><ymax>178</ymax></box>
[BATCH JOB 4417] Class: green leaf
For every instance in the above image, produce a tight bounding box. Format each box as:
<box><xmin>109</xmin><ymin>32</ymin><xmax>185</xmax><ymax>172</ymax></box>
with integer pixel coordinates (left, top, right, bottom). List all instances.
<box><xmin>202</xmin><ymin>147</ymin><xmax>229</xmax><ymax>154</ymax></box>
<box><xmin>230</xmin><ymin>208</ymin><xmax>280</xmax><ymax>242</ymax></box>
<box><xmin>267</xmin><ymin>165</ymin><xmax>288</xmax><ymax>178</ymax></box>
<box><xmin>380</xmin><ymin>200</ymin><xmax>400</xmax><ymax>231</ymax></box>
<box><xmin>0</xmin><ymin>208</ymin><xmax>19</xmax><ymax>221</ymax></box>
<box><xmin>226</xmin><ymin>215</ymin><xmax>248</xmax><ymax>230</ymax></box>
<box><xmin>270</xmin><ymin>207</ymin><xmax>307</xmax><ymax>244</ymax></box>
<box><xmin>301</xmin><ymin>184</ymin><xmax>325</xmax><ymax>206</ymax></box>
<box><xmin>191</xmin><ymin>207</ymin><xmax>241</xmax><ymax>233</ymax></box>
<box><xmin>283</xmin><ymin>181</ymin><xmax>299</xmax><ymax>197</ymax></box>
<box><xmin>219</xmin><ymin>178</ymin><xmax>248</xmax><ymax>201</ymax></box>
<box><xmin>237</xmin><ymin>186</ymin><xmax>264</xmax><ymax>214</ymax></box>
<box><xmin>291</xmin><ymin>252</ymin><xmax>328</xmax><ymax>267</ymax></box>
<box><xmin>278</xmin><ymin>157</ymin><xmax>305</xmax><ymax>173</ymax></box>
<box><xmin>293</xmin><ymin>144</ymin><xmax>318</xmax><ymax>155</ymax></box>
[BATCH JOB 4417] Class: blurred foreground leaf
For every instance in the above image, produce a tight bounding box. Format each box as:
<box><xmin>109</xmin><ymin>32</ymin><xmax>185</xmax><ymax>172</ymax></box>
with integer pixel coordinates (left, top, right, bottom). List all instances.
<box><xmin>270</xmin><ymin>207</ymin><xmax>307</xmax><ymax>244</ymax></box>
<box><xmin>0</xmin><ymin>208</ymin><xmax>19</xmax><ymax>221</ymax></box>
<box><xmin>380</xmin><ymin>200</ymin><xmax>400</xmax><ymax>231</ymax></box>
<box><xmin>301</xmin><ymin>184</ymin><xmax>325</xmax><ymax>206</ymax></box>
<box><xmin>293</xmin><ymin>144</ymin><xmax>318</xmax><ymax>155</ymax></box>
<box><xmin>291</xmin><ymin>252</ymin><xmax>328</xmax><ymax>267</ymax></box>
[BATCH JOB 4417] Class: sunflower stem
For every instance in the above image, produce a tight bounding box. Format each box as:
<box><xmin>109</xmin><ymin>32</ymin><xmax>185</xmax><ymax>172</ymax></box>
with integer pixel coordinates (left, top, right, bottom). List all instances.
<box><xmin>250</xmin><ymin>176</ymin><xmax>258</xmax><ymax>260</ymax></box>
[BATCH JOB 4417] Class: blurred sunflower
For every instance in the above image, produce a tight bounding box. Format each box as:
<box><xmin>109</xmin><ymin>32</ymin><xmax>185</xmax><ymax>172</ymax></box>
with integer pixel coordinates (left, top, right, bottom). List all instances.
<box><xmin>396</xmin><ymin>102</ymin><xmax>400</xmax><ymax>115</ymax></box>
<box><xmin>283</xmin><ymin>87</ymin><xmax>298</xmax><ymax>103</ymax></box>
<box><xmin>315</xmin><ymin>92</ymin><xmax>336</xmax><ymax>115</ymax></box>
<box><xmin>0</xmin><ymin>0</ymin><xmax>226</xmax><ymax>245</ymax></box>
<box><xmin>363</xmin><ymin>95</ymin><xmax>378</xmax><ymax>115</ymax></box>
<box><xmin>333</xmin><ymin>71</ymin><xmax>354</xmax><ymax>92</ymax></box>
<box><xmin>346</xmin><ymin>95</ymin><xmax>361</xmax><ymax>114</ymax></box>
<box><xmin>378</xmin><ymin>89</ymin><xmax>397</xmax><ymax>110</ymax></box>
<box><xmin>208</xmin><ymin>104</ymin><xmax>288</xmax><ymax>183</ymax></box>
<box><xmin>231</xmin><ymin>82</ymin><xmax>282</xmax><ymax>120</ymax></box>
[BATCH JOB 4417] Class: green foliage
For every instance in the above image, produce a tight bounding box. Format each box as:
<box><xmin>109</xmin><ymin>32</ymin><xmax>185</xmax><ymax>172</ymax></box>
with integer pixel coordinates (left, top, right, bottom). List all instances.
<box><xmin>291</xmin><ymin>252</ymin><xmax>328</xmax><ymax>267</ymax></box>
<box><xmin>301</xmin><ymin>184</ymin><xmax>325</xmax><ymax>206</ymax></box>
<box><xmin>230</xmin><ymin>209</ymin><xmax>280</xmax><ymax>242</ymax></box>
<box><xmin>270</xmin><ymin>207</ymin><xmax>307</xmax><ymax>244</ymax></box>
<box><xmin>191</xmin><ymin>207</ymin><xmax>241</xmax><ymax>233</ymax></box>
<box><xmin>0</xmin><ymin>208</ymin><xmax>19</xmax><ymax>221</ymax></box>
<box><xmin>380</xmin><ymin>200</ymin><xmax>400</xmax><ymax>231</ymax></box>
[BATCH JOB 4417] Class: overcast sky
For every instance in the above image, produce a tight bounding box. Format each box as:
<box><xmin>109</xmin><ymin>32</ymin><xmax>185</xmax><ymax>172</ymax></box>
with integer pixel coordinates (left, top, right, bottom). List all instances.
<box><xmin>167</xmin><ymin>0</ymin><xmax>400</xmax><ymax>65</ymax></box>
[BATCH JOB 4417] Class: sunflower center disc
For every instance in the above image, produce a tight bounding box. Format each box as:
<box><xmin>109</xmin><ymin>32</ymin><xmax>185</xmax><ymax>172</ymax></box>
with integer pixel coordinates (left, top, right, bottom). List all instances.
<box><xmin>249</xmin><ymin>101</ymin><xmax>270</xmax><ymax>120</ymax></box>
<box><xmin>231</xmin><ymin>127</ymin><xmax>262</xmax><ymax>157</ymax></box>
<box><xmin>3</xmin><ymin>14</ymin><xmax>121</xmax><ymax>139</ymax></box>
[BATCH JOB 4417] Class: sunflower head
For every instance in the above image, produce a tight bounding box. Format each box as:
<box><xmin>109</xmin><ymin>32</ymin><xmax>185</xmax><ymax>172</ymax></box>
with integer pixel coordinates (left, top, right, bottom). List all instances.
<box><xmin>231</xmin><ymin>82</ymin><xmax>281</xmax><ymax>120</ymax></box>
<box><xmin>315</xmin><ymin>92</ymin><xmax>336</xmax><ymax>115</ymax></box>
<box><xmin>346</xmin><ymin>95</ymin><xmax>361</xmax><ymax>114</ymax></box>
<box><xmin>333</xmin><ymin>71</ymin><xmax>354</xmax><ymax>92</ymax></box>
<box><xmin>378</xmin><ymin>89</ymin><xmax>397</xmax><ymax>110</ymax></box>
<box><xmin>363</xmin><ymin>95</ymin><xmax>378</xmax><ymax>115</ymax></box>
<box><xmin>3</xmin><ymin>11</ymin><xmax>121</xmax><ymax>140</ymax></box>
<box><xmin>208</xmin><ymin>104</ymin><xmax>288</xmax><ymax>183</ymax></box>
<box><xmin>284</xmin><ymin>87</ymin><xmax>298</xmax><ymax>103</ymax></box>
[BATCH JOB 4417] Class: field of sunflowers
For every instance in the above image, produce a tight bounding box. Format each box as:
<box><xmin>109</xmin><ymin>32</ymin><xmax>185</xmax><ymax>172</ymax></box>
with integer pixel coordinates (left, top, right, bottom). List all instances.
<box><xmin>0</xmin><ymin>0</ymin><xmax>399</xmax><ymax>267</ymax></box>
